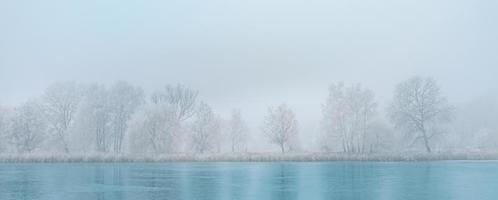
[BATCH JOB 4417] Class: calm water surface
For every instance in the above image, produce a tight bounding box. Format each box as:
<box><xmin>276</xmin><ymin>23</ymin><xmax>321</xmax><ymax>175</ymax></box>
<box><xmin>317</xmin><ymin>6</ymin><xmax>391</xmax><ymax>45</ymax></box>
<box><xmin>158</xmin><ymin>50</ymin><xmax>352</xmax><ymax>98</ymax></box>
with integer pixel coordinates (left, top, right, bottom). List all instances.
<box><xmin>0</xmin><ymin>161</ymin><xmax>497</xmax><ymax>200</ymax></box>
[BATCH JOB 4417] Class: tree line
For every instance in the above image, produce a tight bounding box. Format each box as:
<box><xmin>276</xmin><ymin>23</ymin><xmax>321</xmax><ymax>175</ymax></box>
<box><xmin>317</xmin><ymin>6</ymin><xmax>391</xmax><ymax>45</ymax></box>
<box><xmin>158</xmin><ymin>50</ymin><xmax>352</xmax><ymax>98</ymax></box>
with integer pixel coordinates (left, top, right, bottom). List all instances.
<box><xmin>0</xmin><ymin>76</ymin><xmax>493</xmax><ymax>155</ymax></box>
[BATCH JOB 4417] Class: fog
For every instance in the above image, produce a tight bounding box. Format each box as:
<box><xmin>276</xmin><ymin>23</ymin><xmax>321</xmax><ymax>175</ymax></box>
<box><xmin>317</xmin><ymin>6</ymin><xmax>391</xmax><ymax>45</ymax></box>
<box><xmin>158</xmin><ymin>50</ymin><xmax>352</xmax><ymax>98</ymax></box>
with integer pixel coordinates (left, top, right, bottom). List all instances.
<box><xmin>1</xmin><ymin>0</ymin><xmax>497</xmax><ymax>154</ymax></box>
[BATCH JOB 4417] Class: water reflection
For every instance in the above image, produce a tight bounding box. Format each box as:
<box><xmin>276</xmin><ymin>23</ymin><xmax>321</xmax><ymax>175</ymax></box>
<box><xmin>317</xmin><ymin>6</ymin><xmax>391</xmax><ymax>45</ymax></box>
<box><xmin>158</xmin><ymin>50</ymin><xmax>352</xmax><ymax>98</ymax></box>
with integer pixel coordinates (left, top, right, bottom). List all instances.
<box><xmin>0</xmin><ymin>165</ymin><xmax>42</xmax><ymax>200</ymax></box>
<box><xmin>223</xmin><ymin>165</ymin><xmax>249</xmax><ymax>200</ymax></box>
<box><xmin>0</xmin><ymin>162</ymin><xmax>497</xmax><ymax>200</ymax></box>
<box><xmin>185</xmin><ymin>164</ymin><xmax>221</xmax><ymax>200</ymax></box>
<box><xmin>270</xmin><ymin>164</ymin><xmax>298</xmax><ymax>200</ymax></box>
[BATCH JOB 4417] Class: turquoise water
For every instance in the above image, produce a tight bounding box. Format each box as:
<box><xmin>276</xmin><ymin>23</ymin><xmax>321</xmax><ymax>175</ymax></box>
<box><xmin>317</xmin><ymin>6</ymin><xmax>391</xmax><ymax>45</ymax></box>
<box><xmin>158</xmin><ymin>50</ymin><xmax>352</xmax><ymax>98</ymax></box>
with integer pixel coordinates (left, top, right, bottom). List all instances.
<box><xmin>0</xmin><ymin>161</ymin><xmax>497</xmax><ymax>200</ymax></box>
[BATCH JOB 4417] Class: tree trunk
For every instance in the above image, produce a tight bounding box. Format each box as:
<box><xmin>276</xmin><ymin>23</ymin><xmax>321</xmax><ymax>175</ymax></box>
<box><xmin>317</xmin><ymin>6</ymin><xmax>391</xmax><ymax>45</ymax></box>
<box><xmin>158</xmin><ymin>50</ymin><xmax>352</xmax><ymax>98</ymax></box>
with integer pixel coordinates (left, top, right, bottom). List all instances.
<box><xmin>63</xmin><ymin>145</ymin><xmax>69</xmax><ymax>154</ymax></box>
<box><xmin>423</xmin><ymin>136</ymin><xmax>431</xmax><ymax>153</ymax></box>
<box><xmin>422</xmin><ymin>129</ymin><xmax>431</xmax><ymax>153</ymax></box>
<box><xmin>421</xmin><ymin>123</ymin><xmax>431</xmax><ymax>153</ymax></box>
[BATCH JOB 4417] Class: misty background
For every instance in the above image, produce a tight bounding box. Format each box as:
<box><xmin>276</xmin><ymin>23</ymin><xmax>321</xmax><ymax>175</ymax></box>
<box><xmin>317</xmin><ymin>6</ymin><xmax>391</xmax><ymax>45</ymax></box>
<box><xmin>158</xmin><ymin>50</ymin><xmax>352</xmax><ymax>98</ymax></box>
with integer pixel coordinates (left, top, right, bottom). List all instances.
<box><xmin>1</xmin><ymin>0</ymin><xmax>497</xmax><ymax>152</ymax></box>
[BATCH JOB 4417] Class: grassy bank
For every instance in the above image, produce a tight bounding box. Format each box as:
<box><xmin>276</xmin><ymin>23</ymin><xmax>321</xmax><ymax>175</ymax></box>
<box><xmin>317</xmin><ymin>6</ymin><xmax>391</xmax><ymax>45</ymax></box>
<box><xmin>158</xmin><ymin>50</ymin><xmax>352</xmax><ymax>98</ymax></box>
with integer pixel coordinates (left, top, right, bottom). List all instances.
<box><xmin>1</xmin><ymin>152</ymin><xmax>498</xmax><ymax>163</ymax></box>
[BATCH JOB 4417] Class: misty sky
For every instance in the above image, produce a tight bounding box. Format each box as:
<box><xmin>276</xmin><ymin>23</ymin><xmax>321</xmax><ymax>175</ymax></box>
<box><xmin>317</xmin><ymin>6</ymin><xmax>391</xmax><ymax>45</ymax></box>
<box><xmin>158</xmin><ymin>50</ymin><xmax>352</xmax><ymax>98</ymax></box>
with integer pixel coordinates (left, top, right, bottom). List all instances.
<box><xmin>1</xmin><ymin>0</ymin><xmax>498</xmax><ymax>148</ymax></box>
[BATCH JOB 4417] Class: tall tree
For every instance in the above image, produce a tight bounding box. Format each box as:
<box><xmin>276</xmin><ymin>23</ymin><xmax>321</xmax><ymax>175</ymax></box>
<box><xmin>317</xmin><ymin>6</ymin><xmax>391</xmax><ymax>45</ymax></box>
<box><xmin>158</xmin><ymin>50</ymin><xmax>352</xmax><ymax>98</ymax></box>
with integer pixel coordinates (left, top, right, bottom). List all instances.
<box><xmin>321</xmin><ymin>82</ymin><xmax>377</xmax><ymax>153</ymax></box>
<box><xmin>262</xmin><ymin>104</ymin><xmax>299</xmax><ymax>153</ymax></box>
<box><xmin>0</xmin><ymin>106</ymin><xmax>12</xmax><ymax>152</ymax></box>
<box><xmin>228</xmin><ymin>109</ymin><xmax>249</xmax><ymax>153</ymax></box>
<box><xmin>128</xmin><ymin>104</ymin><xmax>179</xmax><ymax>154</ymax></box>
<box><xmin>388</xmin><ymin>76</ymin><xmax>453</xmax><ymax>153</ymax></box>
<box><xmin>42</xmin><ymin>82</ymin><xmax>82</xmax><ymax>153</ymax></box>
<box><xmin>150</xmin><ymin>84</ymin><xmax>199</xmax><ymax>151</ymax></box>
<box><xmin>10</xmin><ymin>100</ymin><xmax>47</xmax><ymax>153</ymax></box>
<box><xmin>190</xmin><ymin>102</ymin><xmax>221</xmax><ymax>154</ymax></box>
<box><xmin>75</xmin><ymin>84</ymin><xmax>112</xmax><ymax>153</ymax></box>
<box><xmin>108</xmin><ymin>81</ymin><xmax>144</xmax><ymax>153</ymax></box>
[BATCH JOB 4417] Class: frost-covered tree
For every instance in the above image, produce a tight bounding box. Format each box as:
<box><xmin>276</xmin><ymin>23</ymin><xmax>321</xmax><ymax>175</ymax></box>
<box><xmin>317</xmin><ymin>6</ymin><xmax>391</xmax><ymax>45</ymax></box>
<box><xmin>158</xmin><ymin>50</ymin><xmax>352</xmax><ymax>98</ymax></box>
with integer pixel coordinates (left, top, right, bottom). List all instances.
<box><xmin>151</xmin><ymin>84</ymin><xmax>198</xmax><ymax>122</ymax></box>
<box><xmin>9</xmin><ymin>100</ymin><xmax>47</xmax><ymax>153</ymax></box>
<box><xmin>228</xmin><ymin>109</ymin><xmax>249</xmax><ymax>153</ymax></box>
<box><xmin>42</xmin><ymin>82</ymin><xmax>82</xmax><ymax>153</ymax></box>
<box><xmin>149</xmin><ymin>85</ymin><xmax>199</xmax><ymax>150</ymax></box>
<box><xmin>190</xmin><ymin>102</ymin><xmax>221</xmax><ymax>154</ymax></box>
<box><xmin>74</xmin><ymin>84</ymin><xmax>112</xmax><ymax>153</ymax></box>
<box><xmin>128</xmin><ymin>104</ymin><xmax>180</xmax><ymax>154</ymax></box>
<box><xmin>73</xmin><ymin>82</ymin><xmax>143</xmax><ymax>154</ymax></box>
<box><xmin>321</xmin><ymin>82</ymin><xmax>377</xmax><ymax>153</ymax></box>
<box><xmin>448</xmin><ymin>94</ymin><xmax>498</xmax><ymax>151</ymax></box>
<box><xmin>262</xmin><ymin>104</ymin><xmax>299</xmax><ymax>153</ymax></box>
<box><xmin>108</xmin><ymin>81</ymin><xmax>144</xmax><ymax>153</ymax></box>
<box><xmin>388</xmin><ymin>76</ymin><xmax>453</xmax><ymax>153</ymax></box>
<box><xmin>0</xmin><ymin>106</ymin><xmax>12</xmax><ymax>152</ymax></box>
<box><xmin>365</xmin><ymin>120</ymin><xmax>397</xmax><ymax>153</ymax></box>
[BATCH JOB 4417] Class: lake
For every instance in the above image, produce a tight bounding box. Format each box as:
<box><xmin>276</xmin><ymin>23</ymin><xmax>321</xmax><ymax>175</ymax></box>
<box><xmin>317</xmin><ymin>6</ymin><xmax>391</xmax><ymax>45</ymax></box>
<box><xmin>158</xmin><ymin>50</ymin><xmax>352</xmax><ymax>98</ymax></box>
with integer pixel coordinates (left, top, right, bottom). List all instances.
<box><xmin>0</xmin><ymin>161</ymin><xmax>497</xmax><ymax>200</ymax></box>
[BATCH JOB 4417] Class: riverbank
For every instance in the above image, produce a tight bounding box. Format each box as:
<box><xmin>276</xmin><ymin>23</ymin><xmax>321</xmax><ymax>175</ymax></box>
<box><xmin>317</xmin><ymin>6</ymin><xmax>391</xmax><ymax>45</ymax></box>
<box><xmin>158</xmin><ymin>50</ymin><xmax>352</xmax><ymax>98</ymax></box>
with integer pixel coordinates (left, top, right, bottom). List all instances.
<box><xmin>1</xmin><ymin>152</ymin><xmax>498</xmax><ymax>163</ymax></box>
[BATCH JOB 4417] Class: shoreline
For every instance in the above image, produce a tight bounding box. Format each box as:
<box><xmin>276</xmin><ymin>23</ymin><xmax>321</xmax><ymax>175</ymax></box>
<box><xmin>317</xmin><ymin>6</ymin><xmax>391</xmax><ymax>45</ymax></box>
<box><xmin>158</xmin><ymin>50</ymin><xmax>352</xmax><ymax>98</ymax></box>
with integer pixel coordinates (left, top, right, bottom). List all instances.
<box><xmin>1</xmin><ymin>152</ymin><xmax>498</xmax><ymax>163</ymax></box>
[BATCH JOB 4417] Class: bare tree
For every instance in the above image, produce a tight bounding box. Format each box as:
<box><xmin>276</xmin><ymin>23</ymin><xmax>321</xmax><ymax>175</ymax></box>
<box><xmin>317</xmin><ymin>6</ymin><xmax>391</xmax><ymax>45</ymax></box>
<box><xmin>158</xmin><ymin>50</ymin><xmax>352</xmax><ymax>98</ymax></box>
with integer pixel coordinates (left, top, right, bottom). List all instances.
<box><xmin>388</xmin><ymin>76</ymin><xmax>453</xmax><ymax>153</ymax></box>
<box><xmin>108</xmin><ymin>81</ymin><xmax>144</xmax><ymax>153</ymax></box>
<box><xmin>10</xmin><ymin>100</ymin><xmax>47</xmax><ymax>153</ymax></box>
<box><xmin>262</xmin><ymin>104</ymin><xmax>299</xmax><ymax>153</ymax></box>
<box><xmin>0</xmin><ymin>106</ymin><xmax>12</xmax><ymax>152</ymax></box>
<box><xmin>75</xmin><ymin>84</ymin><xmax>112</xmax><ymax>153</ymax></box>
<box><xmin>128</xmin><ymin>104</ymin><xmax>180</xmax><ymax>154</ymax></box>
<box><xmin>190</xmin><ymin>102</ymin><xmax>221</xmax><ymax>154</ymax></box>
<box><xmin>228</xmin><ymin>109</ymin><xmax>249</xmax><ymax>153</ymax></box>
<box><xmin>151</xmin><ymin>84</ymin><xmax>198</xmax><ymax>122</ymax></box>
<box><xmin>149</xmin><ymin>84</ymin><xmax>199</xmax><ymax>152</ymax></box>
<box><xmin>42</xmin><ymin>82</ymin><xmax>82</xmax><ymax>153</ymax></box>
<box><xmin>450</xmin><ymin>94</ymin><xmax>498</xmax><ymax>151</ymax></box>
<box><xmin>321</xmin><ymin>82</ymin><xmax>377</xmax><ymax>153</ymax></box>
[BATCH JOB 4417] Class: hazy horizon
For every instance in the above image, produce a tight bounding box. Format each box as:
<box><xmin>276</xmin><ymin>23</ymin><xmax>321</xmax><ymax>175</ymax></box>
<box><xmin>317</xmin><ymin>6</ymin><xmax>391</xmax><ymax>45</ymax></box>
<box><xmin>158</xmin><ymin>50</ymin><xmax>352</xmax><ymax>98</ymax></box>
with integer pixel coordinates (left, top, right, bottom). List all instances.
<box><xmin>2</xmin><ymin>0</ymin><xmax>498</xmax><ymax>151</ymax></box>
